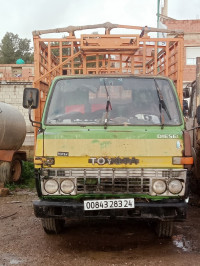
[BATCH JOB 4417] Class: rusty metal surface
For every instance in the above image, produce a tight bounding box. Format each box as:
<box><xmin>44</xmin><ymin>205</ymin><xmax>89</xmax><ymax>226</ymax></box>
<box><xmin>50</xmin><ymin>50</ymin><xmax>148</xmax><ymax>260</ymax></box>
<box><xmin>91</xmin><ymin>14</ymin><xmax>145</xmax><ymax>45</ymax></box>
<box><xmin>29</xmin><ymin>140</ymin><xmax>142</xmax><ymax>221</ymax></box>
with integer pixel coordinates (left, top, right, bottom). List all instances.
<box><xmin>32</xmin><ymin>22</ymin><xmax>184</xmax><ymax>36</ymax></box>
<box><xmin>184</xmin><ymin>131</ymin><xmax>192</xmax><ymax>157</ymax></box>
<box><xmin>0</xmin><ymin>150</ymin><xmax>26</xmax><ymax>162</ymax></box>
<box><xmin>0</xmin><ymin>150</ymin><xmax>15</xmax><ymax>162</ymax></box>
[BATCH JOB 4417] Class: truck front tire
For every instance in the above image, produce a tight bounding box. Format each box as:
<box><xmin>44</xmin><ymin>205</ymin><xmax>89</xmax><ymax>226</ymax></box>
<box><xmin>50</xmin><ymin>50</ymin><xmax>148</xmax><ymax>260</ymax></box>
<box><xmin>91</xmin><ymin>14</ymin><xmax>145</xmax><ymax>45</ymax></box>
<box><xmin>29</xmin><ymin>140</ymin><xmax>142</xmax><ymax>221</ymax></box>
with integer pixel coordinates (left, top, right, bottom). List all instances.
<box><xmin>156</xmin><ymin>221</ymin><xmax>174</xmax><ymax>238</ymax></box>
<box><xmin>42</xmin><ymin>208</ymin><xmax>65</xmax><ymax>234</ymax></box>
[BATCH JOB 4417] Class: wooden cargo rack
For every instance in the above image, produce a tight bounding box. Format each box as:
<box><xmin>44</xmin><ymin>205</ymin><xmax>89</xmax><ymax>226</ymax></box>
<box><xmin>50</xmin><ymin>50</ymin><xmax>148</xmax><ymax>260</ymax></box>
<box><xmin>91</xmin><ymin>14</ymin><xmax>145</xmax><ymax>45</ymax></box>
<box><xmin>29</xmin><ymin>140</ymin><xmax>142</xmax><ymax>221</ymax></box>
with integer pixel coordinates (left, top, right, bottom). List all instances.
<box><xmin>32</xmin><ymin>22</ymin><xmax>184</xmax><ymax>122</ymax></box>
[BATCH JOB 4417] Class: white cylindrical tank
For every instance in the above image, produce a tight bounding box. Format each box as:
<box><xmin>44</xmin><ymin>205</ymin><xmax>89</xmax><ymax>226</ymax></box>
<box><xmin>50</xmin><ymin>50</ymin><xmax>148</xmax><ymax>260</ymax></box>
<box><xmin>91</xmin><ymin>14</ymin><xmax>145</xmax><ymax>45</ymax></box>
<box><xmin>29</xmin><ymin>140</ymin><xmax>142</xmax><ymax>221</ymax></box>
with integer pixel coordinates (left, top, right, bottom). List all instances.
<box><xmin>0</xmin><ymin>102</ymin><xmax>26</xmax><ymax>150</ymax></box>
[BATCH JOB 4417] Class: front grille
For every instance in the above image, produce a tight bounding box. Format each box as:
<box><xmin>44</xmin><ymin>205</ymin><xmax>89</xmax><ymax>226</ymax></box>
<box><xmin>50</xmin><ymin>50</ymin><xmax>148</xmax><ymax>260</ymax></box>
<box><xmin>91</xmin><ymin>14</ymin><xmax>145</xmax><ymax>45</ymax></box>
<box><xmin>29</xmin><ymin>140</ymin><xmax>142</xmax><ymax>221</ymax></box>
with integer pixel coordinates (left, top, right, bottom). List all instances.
<box><xmin>76</xmin><ymin>176</ymin><xmax>150</xmax><ymax>194</ymax></box>
<box><xmin>46</xmin><ymin>169</ymin><xmax>151</xmax><ymax>193</ymax></box>
<box><xmin>162</xmin><ymin>171</ymin><xmax>180</xmax><ymax>178</ymax></box>
<box><xmin>41</xmin><ymin>168</ymin><xmax>187</xmax><ymax>195</ymax></box>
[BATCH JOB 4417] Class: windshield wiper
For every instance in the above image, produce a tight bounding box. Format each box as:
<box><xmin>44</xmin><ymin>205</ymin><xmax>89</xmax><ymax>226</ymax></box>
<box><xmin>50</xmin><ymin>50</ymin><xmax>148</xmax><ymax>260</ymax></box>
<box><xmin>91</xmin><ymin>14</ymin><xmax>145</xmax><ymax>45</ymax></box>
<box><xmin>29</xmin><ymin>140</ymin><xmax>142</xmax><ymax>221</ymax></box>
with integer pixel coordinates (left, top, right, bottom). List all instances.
<box><xmin>154</xmin><ymin>78</ymin><xmax>171</xmax><ymax>129</ymax></box>
<box><xmin>104</xmin><ymin>79</ymin><xmax>112</xmax><ymax>129</ymax></box>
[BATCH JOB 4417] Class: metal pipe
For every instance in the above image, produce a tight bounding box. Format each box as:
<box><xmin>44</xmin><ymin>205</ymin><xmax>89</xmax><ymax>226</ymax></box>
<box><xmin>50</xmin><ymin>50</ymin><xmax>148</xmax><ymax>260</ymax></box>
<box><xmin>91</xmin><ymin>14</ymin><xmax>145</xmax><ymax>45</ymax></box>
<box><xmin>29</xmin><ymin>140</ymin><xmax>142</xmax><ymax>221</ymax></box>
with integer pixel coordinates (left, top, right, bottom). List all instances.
<box><xmin>157</xmin><ymin>0</ymin><xmax>161</xmax><ymax>38</ymax></box>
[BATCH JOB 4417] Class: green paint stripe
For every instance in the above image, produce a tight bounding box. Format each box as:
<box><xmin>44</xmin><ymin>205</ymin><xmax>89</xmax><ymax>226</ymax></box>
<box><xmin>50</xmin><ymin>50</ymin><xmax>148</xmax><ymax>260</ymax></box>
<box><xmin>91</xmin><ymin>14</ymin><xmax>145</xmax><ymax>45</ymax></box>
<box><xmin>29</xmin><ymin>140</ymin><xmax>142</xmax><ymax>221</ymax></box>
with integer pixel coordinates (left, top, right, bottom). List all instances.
<box><xmin>41</xmin><ymin>194</ymin><xmax>180</xmax><ymax>200</ymax></box>
<box><xmin>38</xmin><ymin>125</ymin><xmax>184</xmax><ymax>140</ymax></box>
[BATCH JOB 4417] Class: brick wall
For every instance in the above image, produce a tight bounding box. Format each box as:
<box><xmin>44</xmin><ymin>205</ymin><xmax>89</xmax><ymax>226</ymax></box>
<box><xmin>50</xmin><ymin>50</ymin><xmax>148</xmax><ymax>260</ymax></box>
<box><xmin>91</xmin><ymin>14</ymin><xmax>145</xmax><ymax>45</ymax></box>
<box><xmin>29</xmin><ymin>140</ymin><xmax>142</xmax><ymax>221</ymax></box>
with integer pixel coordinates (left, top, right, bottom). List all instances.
<box><xmin>164</xmin><ymin>19</ymin><xmax>200</xmax><ymax>33</ymax></box>
<box><xmin>163</xmin><ymin>19</ymin><xmax>200</xmax><ymax>84</ymax></box>
<box><xmin>0</xmin><ymin>64</ymin><xmax>34</xmax><ymax>82</ymax></box>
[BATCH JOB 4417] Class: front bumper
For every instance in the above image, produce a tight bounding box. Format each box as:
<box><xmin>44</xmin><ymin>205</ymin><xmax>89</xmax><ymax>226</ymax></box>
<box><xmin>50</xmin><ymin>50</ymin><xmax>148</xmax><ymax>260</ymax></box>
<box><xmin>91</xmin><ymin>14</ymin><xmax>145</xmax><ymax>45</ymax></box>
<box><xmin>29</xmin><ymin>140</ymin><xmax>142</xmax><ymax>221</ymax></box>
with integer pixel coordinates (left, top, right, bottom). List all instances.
<box><xmin>33</xmin><ymin>199</ymin><xmax>187</xmax><ymax>221</ymax></box>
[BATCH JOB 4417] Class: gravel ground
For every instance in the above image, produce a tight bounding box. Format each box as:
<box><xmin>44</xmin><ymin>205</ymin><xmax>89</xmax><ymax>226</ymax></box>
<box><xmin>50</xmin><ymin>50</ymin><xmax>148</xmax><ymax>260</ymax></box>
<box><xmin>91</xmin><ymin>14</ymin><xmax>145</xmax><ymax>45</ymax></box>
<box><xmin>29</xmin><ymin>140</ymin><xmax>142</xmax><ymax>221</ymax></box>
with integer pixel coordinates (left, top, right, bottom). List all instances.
<box><xmin>0</xmin><ymin>190</ymin><xmax>200</xmax><ymax>266</ymax></box>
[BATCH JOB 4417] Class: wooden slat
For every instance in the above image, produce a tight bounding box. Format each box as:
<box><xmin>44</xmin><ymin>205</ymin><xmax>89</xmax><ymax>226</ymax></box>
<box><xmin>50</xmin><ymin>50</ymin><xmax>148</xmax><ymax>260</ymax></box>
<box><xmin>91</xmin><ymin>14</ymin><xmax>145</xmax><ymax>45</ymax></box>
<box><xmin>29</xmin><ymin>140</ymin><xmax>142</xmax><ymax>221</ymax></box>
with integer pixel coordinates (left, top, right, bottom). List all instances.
<box><xmin>33</xmin><ymin>29</ymin><xmax>184</xmax><ymax>119</ymax></box>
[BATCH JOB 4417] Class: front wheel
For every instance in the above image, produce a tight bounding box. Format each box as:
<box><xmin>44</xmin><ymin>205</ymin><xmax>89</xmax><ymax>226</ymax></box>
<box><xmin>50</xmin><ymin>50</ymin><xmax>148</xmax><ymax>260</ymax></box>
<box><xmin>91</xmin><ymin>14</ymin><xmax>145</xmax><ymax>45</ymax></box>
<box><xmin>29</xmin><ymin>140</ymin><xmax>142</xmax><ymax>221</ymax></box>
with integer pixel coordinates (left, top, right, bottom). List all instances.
<box><xmin>42</xmin><ymin>209</ymin><xmax>65</xmax><ymax>234</ymax></box>
<box><xmin>156</xmin><ymin>221</ymin><xmax>174</xmax><ymax>238</ymax></box>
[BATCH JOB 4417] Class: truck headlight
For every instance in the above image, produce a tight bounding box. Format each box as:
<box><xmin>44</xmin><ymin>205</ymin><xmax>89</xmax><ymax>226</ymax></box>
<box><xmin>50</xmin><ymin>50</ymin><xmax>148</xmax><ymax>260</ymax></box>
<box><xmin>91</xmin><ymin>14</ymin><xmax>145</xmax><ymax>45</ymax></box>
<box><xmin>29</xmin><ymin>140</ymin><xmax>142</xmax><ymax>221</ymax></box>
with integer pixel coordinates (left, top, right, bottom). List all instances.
<box><xmin>168</xmin><ymin>179</ymin><xmax>183</xmax><ymax>194</ymax></box>
<box><xmin>44</xmin><ymin>179</ymin><xmax>59</xmax><ymax>194</ymax></box>
<box><xmin>152</xmin><ymin>180</ymin><xmax>167</xmax><ymax>194</ymax></box>
<box><xmin>61</xmin><ymin>179</ymin><xmax>75</xmax><ymax>194</ymax></box>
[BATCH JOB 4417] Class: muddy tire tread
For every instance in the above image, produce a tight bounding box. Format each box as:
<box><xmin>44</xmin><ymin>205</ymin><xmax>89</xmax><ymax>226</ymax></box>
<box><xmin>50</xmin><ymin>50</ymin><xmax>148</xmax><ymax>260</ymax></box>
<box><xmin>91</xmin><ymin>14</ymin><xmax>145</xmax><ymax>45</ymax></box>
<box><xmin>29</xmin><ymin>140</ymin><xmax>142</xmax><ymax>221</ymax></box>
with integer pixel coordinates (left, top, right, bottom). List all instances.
<box><xmin>156</xmin><ymin>221</ymin><xmax>173</xmax><ymax>238</ymax></box>
<box><xmin>42</xmin><ymin>209</ymin><xmax>65</xmax><ymax>234</ymax></box>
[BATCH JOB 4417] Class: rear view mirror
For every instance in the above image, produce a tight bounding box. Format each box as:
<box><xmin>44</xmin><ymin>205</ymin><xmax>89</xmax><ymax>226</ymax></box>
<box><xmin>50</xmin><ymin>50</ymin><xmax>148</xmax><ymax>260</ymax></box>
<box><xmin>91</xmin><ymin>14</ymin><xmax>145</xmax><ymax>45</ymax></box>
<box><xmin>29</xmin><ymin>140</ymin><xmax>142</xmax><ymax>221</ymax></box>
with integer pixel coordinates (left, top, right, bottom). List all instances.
<box><xmin>197</xmin><ymin>105</ymin><xmax>200</xmax><ymax>125</ymax></box>
<box><xmin>183</xmin><ymin>87</ymin><xmax>190</xmax><ymax>99</ymax></box>
<box><xmin>23</xmin><ymin>88</ymin><xmax>39</xmax><ymax>109</ymax></box>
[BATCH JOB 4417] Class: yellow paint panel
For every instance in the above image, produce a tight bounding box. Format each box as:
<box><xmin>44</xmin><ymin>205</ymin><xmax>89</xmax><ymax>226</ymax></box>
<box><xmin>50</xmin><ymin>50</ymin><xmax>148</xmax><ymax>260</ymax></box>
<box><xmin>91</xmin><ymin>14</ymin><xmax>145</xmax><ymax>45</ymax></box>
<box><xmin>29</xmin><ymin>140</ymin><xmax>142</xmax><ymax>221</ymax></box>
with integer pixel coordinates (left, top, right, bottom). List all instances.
<box><xmin>35</xmin><ymin>139</ymin><xmax>183</xmax><ymax>157</ymax></box>
<box><xmin>51</xmin><ymin>156</ymin><xmax>182</xmax><ymax>168</ymax></box>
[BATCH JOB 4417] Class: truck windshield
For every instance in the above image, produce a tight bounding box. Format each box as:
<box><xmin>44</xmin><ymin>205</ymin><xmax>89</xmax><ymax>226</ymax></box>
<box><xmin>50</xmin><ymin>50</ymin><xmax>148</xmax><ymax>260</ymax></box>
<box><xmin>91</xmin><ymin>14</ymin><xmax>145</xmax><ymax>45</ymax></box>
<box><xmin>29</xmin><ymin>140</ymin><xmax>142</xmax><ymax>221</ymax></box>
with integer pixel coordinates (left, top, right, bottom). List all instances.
<box><xmin>45</xmin><ymin>77</ymin><xmax>181</xmax><ymax>126</ymax></box>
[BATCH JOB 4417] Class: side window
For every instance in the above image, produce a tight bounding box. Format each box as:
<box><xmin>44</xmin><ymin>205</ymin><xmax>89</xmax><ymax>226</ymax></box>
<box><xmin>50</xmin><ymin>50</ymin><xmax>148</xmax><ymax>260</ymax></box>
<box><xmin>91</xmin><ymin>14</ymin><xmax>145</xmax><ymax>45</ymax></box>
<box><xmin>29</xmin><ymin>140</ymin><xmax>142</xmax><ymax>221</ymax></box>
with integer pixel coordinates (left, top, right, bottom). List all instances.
<box><xmin>186</xmin><ymin>47</ymin><xmax>200</xmax><ymax>65</ymax></box>
<box><xmin>12</xmin><ymin>67</ymin><xmax>22</xmax><ymax>77</ymax></box>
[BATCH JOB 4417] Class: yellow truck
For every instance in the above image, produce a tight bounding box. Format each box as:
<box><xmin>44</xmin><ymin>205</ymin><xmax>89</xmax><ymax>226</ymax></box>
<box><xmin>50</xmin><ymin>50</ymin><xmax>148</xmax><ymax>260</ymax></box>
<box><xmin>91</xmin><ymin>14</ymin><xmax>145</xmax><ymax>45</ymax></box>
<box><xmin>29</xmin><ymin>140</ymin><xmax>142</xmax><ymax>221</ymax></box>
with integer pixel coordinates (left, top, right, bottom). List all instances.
<box><xmin>23</xmin><ymin>23</ymin><xmax>193</xmax><ymax>237</ymax></box>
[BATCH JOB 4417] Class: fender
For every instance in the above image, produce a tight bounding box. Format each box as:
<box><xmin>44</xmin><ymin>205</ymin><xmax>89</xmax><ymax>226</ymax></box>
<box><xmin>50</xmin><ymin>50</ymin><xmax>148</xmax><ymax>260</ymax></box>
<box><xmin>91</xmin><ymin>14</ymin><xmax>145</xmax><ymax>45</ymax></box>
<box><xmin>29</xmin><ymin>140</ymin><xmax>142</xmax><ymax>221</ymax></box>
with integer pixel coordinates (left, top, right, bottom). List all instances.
<box><xmin>0</xmin><ymin>150</ymin><xmax>26</xmax><ymax>162</ymax></box>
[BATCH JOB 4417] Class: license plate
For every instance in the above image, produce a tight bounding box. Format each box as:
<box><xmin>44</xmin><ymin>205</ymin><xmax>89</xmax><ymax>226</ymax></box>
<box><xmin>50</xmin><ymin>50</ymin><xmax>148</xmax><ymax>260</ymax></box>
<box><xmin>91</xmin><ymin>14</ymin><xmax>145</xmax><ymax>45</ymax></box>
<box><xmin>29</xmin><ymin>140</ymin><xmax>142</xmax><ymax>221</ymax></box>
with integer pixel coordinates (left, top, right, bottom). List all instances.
<box><xmin>84</xmin><ymin>198</ymin><xmax>135</xmax><ymax>211</ymax></box>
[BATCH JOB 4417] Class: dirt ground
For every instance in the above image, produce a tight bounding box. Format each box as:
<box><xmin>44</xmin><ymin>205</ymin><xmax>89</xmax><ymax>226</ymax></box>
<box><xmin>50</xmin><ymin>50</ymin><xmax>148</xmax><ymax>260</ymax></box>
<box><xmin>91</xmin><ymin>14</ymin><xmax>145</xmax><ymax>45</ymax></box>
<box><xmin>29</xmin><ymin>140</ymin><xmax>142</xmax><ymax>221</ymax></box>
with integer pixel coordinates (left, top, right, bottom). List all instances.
<box><xmin>0</xmin><ymin>190</ymin><xmax>200</xmax><ymax>266</ymax></box>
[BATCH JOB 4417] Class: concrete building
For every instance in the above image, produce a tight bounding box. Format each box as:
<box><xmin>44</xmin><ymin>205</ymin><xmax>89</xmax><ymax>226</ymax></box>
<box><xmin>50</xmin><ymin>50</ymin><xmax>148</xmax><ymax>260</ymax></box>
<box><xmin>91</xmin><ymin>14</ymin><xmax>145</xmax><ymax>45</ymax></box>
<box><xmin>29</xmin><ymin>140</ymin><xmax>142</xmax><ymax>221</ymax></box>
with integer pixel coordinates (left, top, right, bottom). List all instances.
<box><xmin>0</xmin><ymin>64</ymin><xmax>34</xmax><ymax>158</ymax></box>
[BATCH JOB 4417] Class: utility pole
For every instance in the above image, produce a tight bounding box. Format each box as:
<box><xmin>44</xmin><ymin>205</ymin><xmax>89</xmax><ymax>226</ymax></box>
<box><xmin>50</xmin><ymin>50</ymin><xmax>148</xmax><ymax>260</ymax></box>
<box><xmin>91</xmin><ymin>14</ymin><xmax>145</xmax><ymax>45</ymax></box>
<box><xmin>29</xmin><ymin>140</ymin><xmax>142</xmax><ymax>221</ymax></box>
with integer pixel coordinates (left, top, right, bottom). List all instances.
<box><xmin>157</xmin><ymin>0</ymin><xmax>168</xmax><ymax>36</ymax></box>
<box><xmin>157</xmin><ymin>0</ymin><xmax>161</xmax><ymax>32</ymax></box>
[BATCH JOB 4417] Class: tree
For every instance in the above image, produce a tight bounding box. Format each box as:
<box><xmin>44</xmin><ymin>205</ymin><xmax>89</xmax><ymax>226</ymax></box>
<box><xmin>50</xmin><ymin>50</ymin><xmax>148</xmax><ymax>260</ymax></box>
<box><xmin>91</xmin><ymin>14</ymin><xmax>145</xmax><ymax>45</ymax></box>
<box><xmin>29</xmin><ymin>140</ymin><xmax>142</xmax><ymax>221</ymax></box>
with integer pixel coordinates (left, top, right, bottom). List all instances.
<box><xmin>0</xmin><ymin>32</ymin><xmax>33</xmax><ymax>64</ymax></box>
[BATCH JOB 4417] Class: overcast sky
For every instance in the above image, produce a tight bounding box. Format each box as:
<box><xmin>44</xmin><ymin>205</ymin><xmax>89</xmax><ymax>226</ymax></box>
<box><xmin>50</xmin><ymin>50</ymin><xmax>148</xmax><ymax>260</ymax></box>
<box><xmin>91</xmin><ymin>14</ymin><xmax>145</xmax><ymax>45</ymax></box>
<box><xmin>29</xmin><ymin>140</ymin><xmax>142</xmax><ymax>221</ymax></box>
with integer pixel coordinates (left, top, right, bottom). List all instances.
<box><xmin>0</xmin><ymin>0</ymin><xmax>200</xmax><ymax>43</ymax></box>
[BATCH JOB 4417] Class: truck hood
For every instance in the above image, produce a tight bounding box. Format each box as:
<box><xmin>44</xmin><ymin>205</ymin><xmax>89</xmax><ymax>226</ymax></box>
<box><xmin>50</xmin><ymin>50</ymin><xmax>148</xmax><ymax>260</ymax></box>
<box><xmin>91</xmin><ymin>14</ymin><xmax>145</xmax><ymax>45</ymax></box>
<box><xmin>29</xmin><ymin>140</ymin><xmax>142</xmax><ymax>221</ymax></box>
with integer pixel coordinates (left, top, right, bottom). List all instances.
<box><xmin>35</xmin><ymin>126</ymin><xmax>184</xmax><ymax>168</ymax></box>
